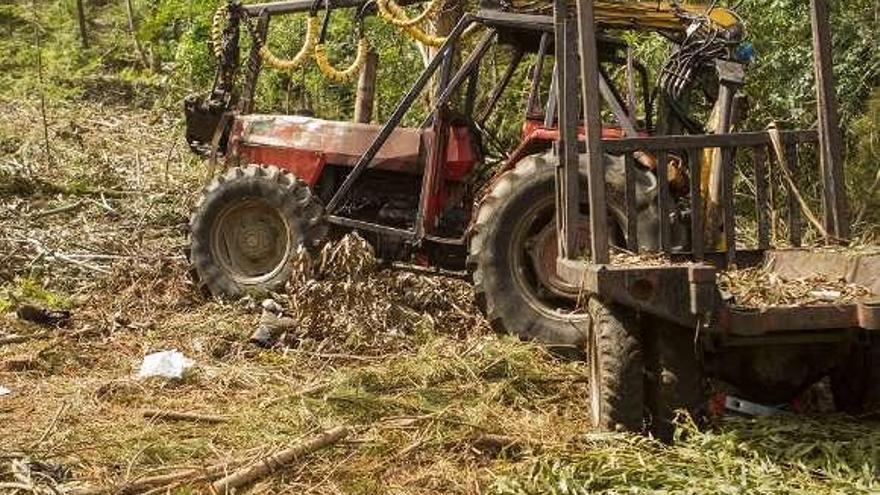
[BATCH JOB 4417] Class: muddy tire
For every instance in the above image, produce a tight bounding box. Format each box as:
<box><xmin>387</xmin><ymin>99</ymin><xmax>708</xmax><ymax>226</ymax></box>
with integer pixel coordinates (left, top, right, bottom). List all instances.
<box><xmin>467</xmin><ymin>154</ymin><xmax>591</xmax><ymax>351</ymax></box>
<box><xmin>830</xmin><ymin>336</ymin><xmax>880</xmax><ymax>414</ymax></box>
<box><xmin>588</xmin><ymin>298</ymin><xmax>646</xmax><ymax>432</ymax></box>
<box><xmin>187</xmin><ymin>164</ymin><xmax>326</xmax><ymax>298</ymax></box>
<box><xmin>646</xmin><ymin>319</ymin><xmax>706</xmax><ymax>441</ymax></box>
<box><xmin>468</xmin><ymin>152</ymin><xmax>658</xmax><ymax>351</ymax></box>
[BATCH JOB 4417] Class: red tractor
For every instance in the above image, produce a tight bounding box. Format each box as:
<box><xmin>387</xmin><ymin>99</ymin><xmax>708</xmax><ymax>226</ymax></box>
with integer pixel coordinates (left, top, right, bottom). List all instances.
<box><xmin>185</xmin><ymin>1</ymin><xmax>743</xmax><ymax>353</ymax></box>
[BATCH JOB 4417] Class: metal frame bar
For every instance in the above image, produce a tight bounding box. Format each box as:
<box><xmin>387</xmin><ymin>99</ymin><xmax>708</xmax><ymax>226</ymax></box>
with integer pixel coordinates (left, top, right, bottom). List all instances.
<box><xmin>688</xmin><ymin>148</ymin><xmax>704</xmax><ymax>260</ymax></box>
<box><xmin>624</xmin><ymin>153</ymin><xmax>638</xmax><ymax>251</ymax></box>
<box><xmin>575</xmin><ymin>0</ymin><xmax>609</xmax><ymax>264</ymax></box>
<box><xmin>476</xmin><ymin>46</ymin><xmax>523</xmax><ymax>126</ymax></box>
<box><xmin>555</xmin><ymin>0</ymin><xmax>581</xmax><ymax>260</ymax></box>
<box><xmin>753</xmin><ymin>145</ymin><xmax>770</xmax><ymax>249</ymax></box>
<box><xmin>785</xmin><ymin>141</ymin><xmax>802</xmax><ymax>247</ymax></box>
<box><xmin>602</xmin><ymin>130</ymin><xmax>818</xmax><ymax>153</ymax></box>
<box><xmin>324</xmin><ymin>15</ymin><xmax>474</xmax><ymax>215</ymax></box>
<box><xmin>526</xmin><ymin>33</ymin><xmax>551</xmax><ymax>118</ymax></box>
<box><xmin>810</xmin><ymin>0</ymin><xmax>849</xmax><ymax>241</ymax></box>
<box><xmin>415</xmin><ymin>37</ymin><xmax>457</xmax><ymax>239</ymax></box>
<box><xmin>656</xmin><ymin>150</ymin><xmax>670</xmax><ymax>250</ymax></box>
<box><xmin>720</xmin><ymin>146</ymin><xmax>736</xmax><ymax>267</ymax></box>
<box><xmin>421</xmin><ymin>29</ymin><xmax>497</xmax><ymax>128</ymax></box>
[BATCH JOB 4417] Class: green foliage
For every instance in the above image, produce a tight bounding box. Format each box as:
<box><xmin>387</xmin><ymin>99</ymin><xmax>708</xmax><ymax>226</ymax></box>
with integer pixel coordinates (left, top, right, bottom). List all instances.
<box><xmin>0</xmin><ymin>277</ymin><xmax>71</xmax><ymax>312</ymax></box>
<box><xmin>492</xmin><ymin>415</ymin><xmax>880</xmax><ymax>494</ymax></box>
<box><xmin>736</xmin><ymin>0</ymin><xmax>880</xmax><ymax>130</ymax></box>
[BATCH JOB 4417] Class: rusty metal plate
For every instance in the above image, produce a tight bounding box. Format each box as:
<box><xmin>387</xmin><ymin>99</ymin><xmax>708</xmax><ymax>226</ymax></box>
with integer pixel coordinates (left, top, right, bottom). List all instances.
<box><xmin>718</xmin><ymin>305</ymin><xmax>860</xmax><ymax>336</ymax></box>
<box><xmin>556</xmin><ymin>258</ymin><xmax>716</xmax><ymax>327</ymax></box>
<box><xmin>237</xmin><ymin>114</ymin><xmax>423</xmax><ymax>172</ymax></box>
<box><xmin>764</xmin><ymin>248</ymin><xmax>852</xmax><ymax>280</ymax></box>
<box><xmin>765</xmin><ymin>248</ymin><xmax>880</xmax><ymax>296</ymax></box>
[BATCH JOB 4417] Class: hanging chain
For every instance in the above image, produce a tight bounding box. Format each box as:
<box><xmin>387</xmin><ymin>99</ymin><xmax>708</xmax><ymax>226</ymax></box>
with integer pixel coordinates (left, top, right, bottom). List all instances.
<box><xmin>208</xmin><ymin>0</ymin><xmax>452</xmax><ymax>82</ymax></box>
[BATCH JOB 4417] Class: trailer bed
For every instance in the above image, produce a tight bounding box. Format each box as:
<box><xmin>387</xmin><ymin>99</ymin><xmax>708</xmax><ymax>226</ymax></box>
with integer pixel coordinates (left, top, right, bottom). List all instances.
<box><xmin>557</xmin><ymin>248</ymin><xmax>880</xmax><ymax>336</ymax></box>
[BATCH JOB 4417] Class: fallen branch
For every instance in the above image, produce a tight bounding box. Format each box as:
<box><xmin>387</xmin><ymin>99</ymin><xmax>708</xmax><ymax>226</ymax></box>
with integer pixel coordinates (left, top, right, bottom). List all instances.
<box><xmin>0</xmin><ymin>332</ymin><xmax>48</xmax><ymax>346</ymax></box>
<box><xmin>69</xmin><ymin>463</ymin><xmax>234</xmax><ymax>495</ymax></box>
<box><xmin>27</xmin><ymin>199</ymin><xmax>85</xmax><ymax>220</ymax></box>
<box><xmin>25</xmin><ymin>238</ymin><xmax>111</xmax><ymax>275</ymax></box>
<box><xmin>71</xmin><ymin>427</ymin><xmax>349</xmax><ymax>495</ymax></box>
<box><xmin>142</xmin><ymin>409</ymin><xmax>228</xmax><ymax>424</ymax></box>
<box><xmin>211</xmin><ymin>426</ymin><xmax>349</xmax><ymax>494</ymax></box>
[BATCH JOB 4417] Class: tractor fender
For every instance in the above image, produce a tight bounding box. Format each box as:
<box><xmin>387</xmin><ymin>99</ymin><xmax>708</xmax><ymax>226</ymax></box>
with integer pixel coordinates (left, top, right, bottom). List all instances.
<box><xmin>469</xmin><ymin>151</ymin><xmax>661</xmax><ymax>251</ymax></box>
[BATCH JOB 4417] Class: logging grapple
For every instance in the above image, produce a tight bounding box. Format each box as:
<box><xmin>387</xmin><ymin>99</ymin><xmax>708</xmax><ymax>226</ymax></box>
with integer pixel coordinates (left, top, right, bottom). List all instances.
<box><xmin>185</xmin><ymin>0</ymin><xmax>878</xmax><ymax>437</ymax></box>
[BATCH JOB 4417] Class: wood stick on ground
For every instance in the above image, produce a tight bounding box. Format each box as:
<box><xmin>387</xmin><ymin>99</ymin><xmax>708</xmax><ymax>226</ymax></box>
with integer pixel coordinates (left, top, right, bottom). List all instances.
<box><xmin>142</xmin><ymin>409</ymin><xmax>228</xmax><ymax>424</ymax></box>
<box><xmin>211</xmin><ymin>426</ymin><xmax>350</xmax><ymax>494</ymax></box>
<box><xmin>69</xmin><ymin>463</ymin><xmax>235</xmax><ymax>495</ymax></box>
<box><xmin>27</xmin><ymin>200</ymin><xmax>85</xmax><ymax>219</ymax></box>
<box><xmin>0</xmin><ymin>333</ymin><xmax>48</xmax><ymax>346</ymax></box>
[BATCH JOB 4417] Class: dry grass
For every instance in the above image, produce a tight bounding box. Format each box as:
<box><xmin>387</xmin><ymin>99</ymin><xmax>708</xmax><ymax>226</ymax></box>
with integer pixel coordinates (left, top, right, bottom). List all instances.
<box><xmin>1</xmin><ymin>97</ymin><xmax>878</xmax><ymax>494</ymax></box>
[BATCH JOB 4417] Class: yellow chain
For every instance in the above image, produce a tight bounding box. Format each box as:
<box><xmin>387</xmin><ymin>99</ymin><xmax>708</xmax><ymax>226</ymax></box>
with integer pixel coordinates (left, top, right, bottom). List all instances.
<box><xmin>376</xmin><ymin>0</ymin><xmax>441</xmax><ymax>27</ymax></box>
<box><xmin>260</xmin><ymin>15</ymin><xmax>319</xmax><ymax>71</ymax></box>
<box><xmin>314</xmin><ymin>37</ymin><xmax>371</xmax><ymax>82</ymax></box>
<box><xmin>210</xmin><ymin>0</ymin><xmax>447</xmax><ymax>81</ymax></box>
<box><xmin>376</xmin><ymin>0</ymin><xmax>446</xmax><ymax>46</ymax></box>
<box><xmin>210</xmin><ymin>3</ymin><xmax>229</xmax><ymax>59</ymax></box>
<box><xmin>401</xmin><ymin>24</ymin><xmax>446</xmax><ymax>47</ymax></box>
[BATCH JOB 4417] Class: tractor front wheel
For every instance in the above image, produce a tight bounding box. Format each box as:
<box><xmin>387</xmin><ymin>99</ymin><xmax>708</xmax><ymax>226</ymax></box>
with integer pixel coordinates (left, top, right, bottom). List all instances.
<box><xmin>187</xmin><ymin>164</ymin><xmax>326</xmax><ymax>298</ymax></box>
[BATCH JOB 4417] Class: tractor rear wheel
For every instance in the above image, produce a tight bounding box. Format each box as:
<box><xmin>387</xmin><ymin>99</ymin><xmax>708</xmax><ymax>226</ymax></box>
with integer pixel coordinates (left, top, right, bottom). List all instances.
<box><xmin>468</xmin><ymin>152</ymin><xmax>653</xmax><ymax>351</ymax></box>
<box><xmin>187</xmin><ymin>164</ymin><xmax>326</xmax><ymax>298</ymax></box>
<box><xmin>588</xmin><ymin>297</ymin><xmax>647</xmax><ymax>432</ymax></box>
<box><xmin>467</xmin><ymin>154</ymin><xmax>595</xmax><ymax>352</ymax></box>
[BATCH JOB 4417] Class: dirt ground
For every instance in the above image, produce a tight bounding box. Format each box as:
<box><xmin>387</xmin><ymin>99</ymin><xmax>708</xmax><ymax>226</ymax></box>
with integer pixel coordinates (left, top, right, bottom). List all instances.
<box><xmin>1</xmin><ymin>97</ymin><xmax>879</xmax><ymax>494</ymax></box>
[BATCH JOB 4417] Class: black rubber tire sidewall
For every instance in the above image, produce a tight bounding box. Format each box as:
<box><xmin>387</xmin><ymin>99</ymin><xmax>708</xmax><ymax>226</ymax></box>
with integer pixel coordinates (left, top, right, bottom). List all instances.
<box><xmin>187</xmin><ymin>165</ymin><xmax>324</xmax><ymax>298</ymax></box>
<box><xmin>469</xmin><ymin>156</ymin><xmax>589</xmax><ymax>351</ymax></box>
<box><xmin>588</xmin><ymin>298</ymin><xmax>646</xmax><ymax>432</ymax></box>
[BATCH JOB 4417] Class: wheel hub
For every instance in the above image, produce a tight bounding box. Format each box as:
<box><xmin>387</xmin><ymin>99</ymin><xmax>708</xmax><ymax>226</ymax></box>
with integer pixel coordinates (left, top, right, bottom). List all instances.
<box><xmin>525</xmin><ymin>218</ymin><xmax>591</xmax><ymax>298</ymax></box>
<box><xmin>212</xmin><ymin>199</ymin><xmax>293</xmax><ymax>282</ymax></box>
<box><xmin>240</xmin><ymin>225</ymin><xmax>273</xmax><ymax>258</ymax></box>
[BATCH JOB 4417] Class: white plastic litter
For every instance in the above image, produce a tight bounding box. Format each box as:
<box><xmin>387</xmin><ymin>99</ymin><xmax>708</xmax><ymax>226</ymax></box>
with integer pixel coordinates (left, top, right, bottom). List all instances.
<box><xmin>0</xmin><ymin>385</ymin><xmax>10</xmax><ymax>396</ymax></box>
<box><xmin>137</xmin><ymin>350</ymin><xmax>194</xmax><ymax>379</ymax></box>
<box><xmin>810</xmin><ymin>290</ymin><xmax>842</xmax><ymax>301</ymax></box>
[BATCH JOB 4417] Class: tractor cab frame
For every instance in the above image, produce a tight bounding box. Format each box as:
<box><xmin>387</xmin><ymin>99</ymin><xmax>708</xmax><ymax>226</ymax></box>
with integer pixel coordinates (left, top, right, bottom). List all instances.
<box><xmin>187</xmin><ymin>5</ymin><xmax>668</xmax><ymax>266</ymax></box>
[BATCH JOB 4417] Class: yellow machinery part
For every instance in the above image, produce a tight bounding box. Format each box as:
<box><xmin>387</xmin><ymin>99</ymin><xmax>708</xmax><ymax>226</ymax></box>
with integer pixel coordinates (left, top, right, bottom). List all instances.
<box><xmin>506</xmin><ymin>1</ymin><xmax>742</xmax><ymax>35</ymax></box>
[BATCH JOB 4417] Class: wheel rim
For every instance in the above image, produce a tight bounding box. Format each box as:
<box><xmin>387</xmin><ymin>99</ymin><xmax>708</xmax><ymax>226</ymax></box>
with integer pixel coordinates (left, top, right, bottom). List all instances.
<box><xmin>508</xmin><ymin>197</ymin><xmax>588</xmax><ymax>318</ymax></box>
<box><xmin>210</xmin><ymin>198</ymin><xmax>294</xmax><ymax>284</ymax></box>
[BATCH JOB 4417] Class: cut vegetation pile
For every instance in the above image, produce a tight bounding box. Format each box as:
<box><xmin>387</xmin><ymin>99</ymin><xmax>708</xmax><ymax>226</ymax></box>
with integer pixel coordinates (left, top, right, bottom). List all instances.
<box><xmin>719</xmin><ymin>266</ymin><xmax>872</xmax><ymax>308</ymax></box>
<box><xmin>1</xmin><ymin>99</ymin><xmax>879</xmax><ymax>494</ymax></box>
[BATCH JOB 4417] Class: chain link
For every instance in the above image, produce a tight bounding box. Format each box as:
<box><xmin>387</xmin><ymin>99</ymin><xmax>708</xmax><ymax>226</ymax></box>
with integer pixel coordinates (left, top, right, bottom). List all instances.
<box><xmin>209</xmin><ymin>0</ymin><xmax>450</xmax><ymax>81</ymax></box>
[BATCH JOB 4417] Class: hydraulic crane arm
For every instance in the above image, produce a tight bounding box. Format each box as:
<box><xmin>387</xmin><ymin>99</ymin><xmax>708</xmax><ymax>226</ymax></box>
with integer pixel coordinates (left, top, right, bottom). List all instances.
<box><xmin>487</xmin><ymin>0</ymin><xmax>742</xmax><ymax>38</ymax></box>
<box><xmin>242</xmin><ymin>0</ymin><xmax>742</xmax><ymax>38</ymax></box>
<box><xmin>594</xmin><ymin>1</ymin><xmax>741</xmax><ymax>35</ymax></box>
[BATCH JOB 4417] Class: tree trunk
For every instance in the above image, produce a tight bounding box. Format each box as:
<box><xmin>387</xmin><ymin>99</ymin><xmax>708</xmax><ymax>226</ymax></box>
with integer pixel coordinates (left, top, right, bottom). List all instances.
<box><xmin>75</xmin><ymin>0</ymin><xmax>88</xmax><ymax>49</ymax></box>
<box><xmin>124</xmin><ymin>0</ymin><xmax>150</xmax><ymax>69</ymax></box>
<box><xmin>354</xmin><ymin>50</ymin><xmax>378</xmax><ymax>123</ymax></box>
<box><xmin>424</xmin><ymin>0</ymin><xmax>462</xmax><ymax>107</ymax></box>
